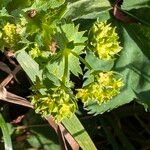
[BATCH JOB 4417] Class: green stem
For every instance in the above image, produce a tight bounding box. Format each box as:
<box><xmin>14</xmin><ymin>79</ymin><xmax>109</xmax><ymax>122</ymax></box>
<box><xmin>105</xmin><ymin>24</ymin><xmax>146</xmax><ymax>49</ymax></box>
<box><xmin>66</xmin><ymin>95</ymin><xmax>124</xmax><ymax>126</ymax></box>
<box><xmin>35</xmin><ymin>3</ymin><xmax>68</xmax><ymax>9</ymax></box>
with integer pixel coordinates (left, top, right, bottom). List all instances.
<box><xmin>71</xmin><ymin>51</ymin><xmax>92</xmax><ymax>70</ymax></box>
<box><xmin>74</xmin><ymin>43</ymin><xmax>86</xmax><ymax>46</ymax></box>
<box><xmin>62</xmin><ymin>53</ymin><xmax>68</xmax><ymax>84</ymax></box>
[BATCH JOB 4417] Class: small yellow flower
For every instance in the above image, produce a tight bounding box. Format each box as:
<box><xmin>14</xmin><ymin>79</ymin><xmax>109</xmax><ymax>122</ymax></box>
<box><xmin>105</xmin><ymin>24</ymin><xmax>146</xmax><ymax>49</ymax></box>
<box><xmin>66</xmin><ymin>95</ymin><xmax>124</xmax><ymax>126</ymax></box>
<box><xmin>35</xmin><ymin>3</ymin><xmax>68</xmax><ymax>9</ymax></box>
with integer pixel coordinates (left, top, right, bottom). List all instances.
<box><xmin>59</xmin><ymin>103</ymin><xmax>72</xmax><ymax>116</ymax></box>
<box><xmin>31</xmin><ymin>88</ymin><xmax>77</xmax><ymax>122</ymax></box>
<box><xmin>29</xmin><ymin>43</ymin><xmax>41</xmax><ymax>58</ymax></box>
<box><xmin>2</xmin><ymin>23</ymin><xmax>19</xmax><ymax>48</ymax></box>
<box><xmin>76</xmin><ymin>89</ymin><xmax>89</xmax><ymax>103</ymax></box>
<box><xmin>89</xmin><ymin>21</ymin><xmax>122</xmax><ymax>60</ymax></box>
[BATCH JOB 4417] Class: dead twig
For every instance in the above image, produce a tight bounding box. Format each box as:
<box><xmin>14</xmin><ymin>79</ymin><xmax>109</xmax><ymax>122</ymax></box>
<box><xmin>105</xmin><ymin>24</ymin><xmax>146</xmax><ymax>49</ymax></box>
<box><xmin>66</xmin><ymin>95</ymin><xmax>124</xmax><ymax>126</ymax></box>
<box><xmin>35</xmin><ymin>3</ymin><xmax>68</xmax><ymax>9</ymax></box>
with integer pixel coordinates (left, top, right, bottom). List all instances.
<box><xmin>0</xmin><ymin>62</ymin><xmax>19</xmax><ymax>83</ymax></box>
<box><xmin>59</xmin><ymin>124</ymin><xmax>79</xmax><ymax>150</ymax></box>
<box><xmin>0</xmin><ymin>86</ymin><xmax>33</xmax><ymax>108</ymax></box>
<box><xmin>0</xmin><ymin>61</ymin><xmax>12</xmax><ymax>74</ymax></box>
<box><xmin>0</xmin><ymin>65</ymin><xmax>33</xmax><ymax>108</ymax></box>
<box><xmin>46</xmin><ymin>116</ymin><xmax>80</xmax><ymax>150</ymax></box>
<box><xmin>4</xmin><ymin>49</ymin><xmax>17</xmax><ymax>67</ymax></box>
<box><xmin>46</xmin><ymin>116</ymin><xmax>68</xmax><ymax>150</ymax></box>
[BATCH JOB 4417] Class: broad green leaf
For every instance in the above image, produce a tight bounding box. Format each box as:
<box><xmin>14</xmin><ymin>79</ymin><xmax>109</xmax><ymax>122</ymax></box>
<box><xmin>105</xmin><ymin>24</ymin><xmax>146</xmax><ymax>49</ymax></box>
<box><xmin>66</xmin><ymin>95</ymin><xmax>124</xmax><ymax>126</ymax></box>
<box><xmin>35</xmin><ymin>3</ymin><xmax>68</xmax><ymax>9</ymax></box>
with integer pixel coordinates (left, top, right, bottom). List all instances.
<box><xmin>119</xmin><ymin>0</ymin><xmax>150</xmax><ymax>25</ymax></box>
<box><xmin>122</xmin><ymin>0</ymin><xmax>150</xmax><ymax>10</ymax></box>
<box><xmin>124</xmin><ymin>24</ymin><xmax>150</xmax><ymax>60</ymax></box>
<box><xmin>64</xmin><ymin>0</ymin><xmax>111</xmax><ymax>20</ymax></box>
<box><xmin>116</xmin><ymin>26</ymin><xmax>150</xmax><ymax>94</ymax></box>
<box><xmin>120</xmin><ymin>8</ymin><xmax>150</xmax><ymax>26</ymax></box>
<box><xmin>125</xmin><ymin>8</ymin><xmax>150</xmax><ymax>25</ymax></box>
<box><xmin>124</xmin><ymin>24</ymin><xmax>150</xmax><ymax>110</ymax></box>
<box><xmin>15</xmin><ymin>50</ymin><xmax>97</xmax><ymax>150</ymax></box>
<box><xmin>85</xmin><ymin>25</ymin><xmax>150</xmax><ymax>115</ymax></box>
<box><xmin>85</xmin><ymin>51</ymin><xmax>114</xmax><ymax>71</ymax></box>
<box><xmin>62</xmin><ymin>114</ymin><xmax>97</xmax><ymax>150</ymax></box>
<box><xmin>0</xmin><ymin>113</ymin><xmax>13</xmax><ymax>150</ymax></box>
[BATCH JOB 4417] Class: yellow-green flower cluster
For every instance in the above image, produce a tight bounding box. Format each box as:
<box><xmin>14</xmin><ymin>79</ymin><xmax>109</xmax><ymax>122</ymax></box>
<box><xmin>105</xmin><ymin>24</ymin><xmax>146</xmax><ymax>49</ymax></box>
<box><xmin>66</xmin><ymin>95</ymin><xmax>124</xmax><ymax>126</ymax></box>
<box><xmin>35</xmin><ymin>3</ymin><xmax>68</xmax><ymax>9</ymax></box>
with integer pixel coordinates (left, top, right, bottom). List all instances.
<box><xmin>2</xmin><ymin>23</ymin><xmax>20</xmax><ymax>49</ymax></box>
<box><xmin>76</xmin><ymin>71</ymin><xmax>124</xmax><ymax>104</ymax></box>
<box><xmin>31</xmin><ymin>88</ymin><xmax>77</xmax><ymax>122</ymax></box>
<box><xmin>29</xmin><ymin>43</ymin><xmax>41</xmax><ymax>58</ymax></box>
<box><xmin>89</xmin><ymin>21</ymin><xmax>122</xmax><ymax>60</ymax></box>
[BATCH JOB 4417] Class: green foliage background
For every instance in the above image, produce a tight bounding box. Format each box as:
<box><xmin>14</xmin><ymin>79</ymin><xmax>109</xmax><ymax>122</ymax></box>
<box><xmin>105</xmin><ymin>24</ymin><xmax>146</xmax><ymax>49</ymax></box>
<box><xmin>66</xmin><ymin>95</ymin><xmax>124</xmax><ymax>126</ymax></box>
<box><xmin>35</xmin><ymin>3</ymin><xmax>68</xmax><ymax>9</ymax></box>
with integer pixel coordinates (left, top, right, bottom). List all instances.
<box><xmin>0</xmin><ymin>0</ymin><xmax>150</xmax><ymax>149</ymax></box>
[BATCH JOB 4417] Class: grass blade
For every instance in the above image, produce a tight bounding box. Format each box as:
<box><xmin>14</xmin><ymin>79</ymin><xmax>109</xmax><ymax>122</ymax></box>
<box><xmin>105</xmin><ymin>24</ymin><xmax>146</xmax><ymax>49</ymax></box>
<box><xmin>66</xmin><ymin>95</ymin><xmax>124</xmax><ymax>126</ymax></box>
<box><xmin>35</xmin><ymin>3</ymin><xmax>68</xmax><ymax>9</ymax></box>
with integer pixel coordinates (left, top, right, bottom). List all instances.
<box><xmin>0</xmin><ymin>113</ymin><xmax>13</xmax><ymax>150</ymax></box>
<box><xmin>62</xmin><ymin>114</ymin><xmax>97</xmax><ymax>150</ymax></box>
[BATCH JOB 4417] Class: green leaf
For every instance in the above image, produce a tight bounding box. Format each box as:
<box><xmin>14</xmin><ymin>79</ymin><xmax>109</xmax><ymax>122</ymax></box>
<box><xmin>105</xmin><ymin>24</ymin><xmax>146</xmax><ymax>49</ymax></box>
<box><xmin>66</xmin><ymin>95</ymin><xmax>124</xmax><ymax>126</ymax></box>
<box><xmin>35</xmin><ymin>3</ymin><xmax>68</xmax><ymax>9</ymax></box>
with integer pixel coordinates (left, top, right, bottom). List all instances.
<box><xmin>15</xmin><ymin>50</ymin><xmax>42</xmax><ymax>82</ymax></box>
<box><xmin>7</xmin><ymin>0</ymin><xmax>32</xmax><ymax>11</ymax></box>
<box><xmin>86</xmin><ymin>88</ymin><xmax>134</xmax><ymax>115</ymax></box>
<box><xmin>0</xmin><ymin>0</ymin><xmax>12</xmax><ymax>9</ymax></box>
<box><xmin>85</xmin><ymin>25</ymin><xmax>150</xmax><ymax>115</ymax></box>
<box><xmin>122</xmin><ymin>0</ymin><xmax>150</xmax><ymax>10</ymax></box>
<box><xmin>59</xmin><ymin>23</ymin><xmax>87</xmax><ymax>54</ymax></box>
<box><xmin>46</xmin><ymin>60</ymin><xmax>64</xmax><ymax>80</ymax></box>
<box><xmin>124</xmin><ymin>24</ymin><xmax>150</xmax><ymax>60</ymax></box>
<box><xmin>124</xmin><ymin>24</ymin><xmax>150</xmax><ymax>110</ymax></box>
<box><xmin>134</xmin><ymin>90</ymin><xmax>150</xmax><ymax>111</ymax></box>
<box><xmin>0</xmin><ymin>113</ymin><xmax>13</xmax><ymax>150</ymax></box>
<box><xmin>125</xmin><ymin>8</ymin><xmax>150</xmax><ymax>25</ymax></box>
<box><xmin>24</xmin><ymin>0</ymin><xmax>65</xmax><ymax>12</ymax></box>
<box><xmin>0</xmin><ymin>7</ymin><xmax>12</xmax><ymax>18</ymax></box>
<box><xmin>85</xmin><ymin>51</ymin><xmax>114</xmax><ymax>71</ymax></box>
<box><xmin>116</xmin><ymin>25</ymin><xmax>150</xmax><ymax>93</ymax></box>
<box><xmin>55</xmin><ymin>23</ymin><xmax>87</xmax><ymax>76</ymax></box>
<box><xmin>119</xmin><ymin>0</ymin><xmax>150</xmax><ymax>26</ymax></box>
<box><xmin>68</xmin><ymin>54</ymin><xmax>82</xmax><ymax>76</ymax></box>
<box><xmin>27</xmin><ymin>129</ymin><xmax>60</xmax><ymax>150</ymax></box>
<box><xmin>62</xmin><ymin>114</ymin><xmax>97</xmax><ymax>150</ymax></box>
<box><xmin>64</xmin><ymin>0</ymin><xmax>111</xmax><ymax>20</ymax></box>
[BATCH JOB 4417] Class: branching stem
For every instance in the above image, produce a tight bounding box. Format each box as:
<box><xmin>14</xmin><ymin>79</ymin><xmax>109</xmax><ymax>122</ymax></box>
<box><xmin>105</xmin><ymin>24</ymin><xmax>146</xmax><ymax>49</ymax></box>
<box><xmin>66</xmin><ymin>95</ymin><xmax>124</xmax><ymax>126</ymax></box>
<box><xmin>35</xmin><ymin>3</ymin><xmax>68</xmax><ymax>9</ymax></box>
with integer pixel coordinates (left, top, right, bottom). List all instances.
<box><xmin>71</xmin><ymin>51</ymin><xmax>92</xmax><ymax>70</ymax></box>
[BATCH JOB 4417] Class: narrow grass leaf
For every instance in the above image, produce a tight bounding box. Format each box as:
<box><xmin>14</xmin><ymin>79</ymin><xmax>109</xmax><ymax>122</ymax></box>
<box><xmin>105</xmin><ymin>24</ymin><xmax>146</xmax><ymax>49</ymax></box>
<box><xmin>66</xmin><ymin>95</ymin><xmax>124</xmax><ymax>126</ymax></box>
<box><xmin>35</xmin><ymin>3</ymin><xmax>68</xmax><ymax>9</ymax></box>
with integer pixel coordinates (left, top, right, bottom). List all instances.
<box><xmin>62</xmin><ymin>114</ymin><xmax>97</xmax><ymax>150</ymax></box>
<box><xmin>0</xmin><ymin>113</ymin><xmax>13</xmax><ymax>150</ymax></box>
